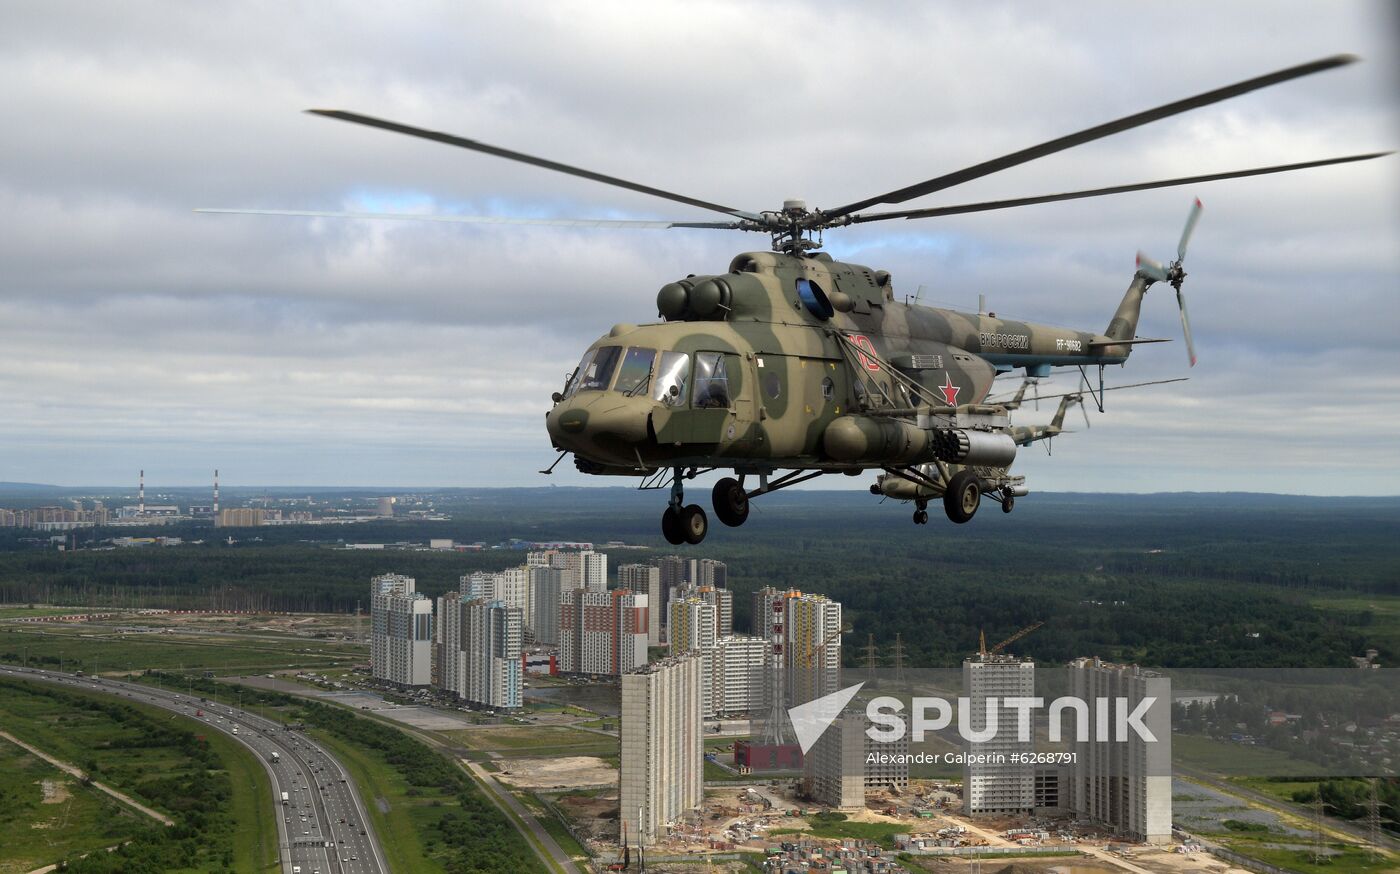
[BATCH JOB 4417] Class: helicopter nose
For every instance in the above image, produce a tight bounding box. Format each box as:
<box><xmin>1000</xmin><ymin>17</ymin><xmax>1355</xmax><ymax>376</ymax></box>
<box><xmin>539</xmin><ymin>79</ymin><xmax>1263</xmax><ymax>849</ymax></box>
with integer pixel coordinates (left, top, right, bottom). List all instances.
<box><xmin>546</xmin><ymin>394</ymin><xmax>652</xmax><ymax>462</ymax></box>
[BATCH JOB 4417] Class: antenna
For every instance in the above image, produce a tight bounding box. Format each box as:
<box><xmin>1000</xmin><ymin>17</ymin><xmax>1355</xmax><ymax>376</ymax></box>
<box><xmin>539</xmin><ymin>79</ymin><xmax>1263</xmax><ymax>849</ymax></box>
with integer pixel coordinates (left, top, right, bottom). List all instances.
<box><xmin>978</xmin><ymin>293</ymin><xmax>987</xmax><ymax>316</ymax></box>
<box><xmin>138</xmin><ymin>469</ymin><xmax>145</xmax><ymax>516</ymax></box>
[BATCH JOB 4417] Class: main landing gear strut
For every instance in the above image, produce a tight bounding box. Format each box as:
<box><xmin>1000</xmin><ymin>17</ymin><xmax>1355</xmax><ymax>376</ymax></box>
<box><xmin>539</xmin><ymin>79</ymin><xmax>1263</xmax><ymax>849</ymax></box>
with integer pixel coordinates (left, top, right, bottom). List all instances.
<box><xmin>660</xmin><ymin>468</ymin><xmax>709</xmax><ymax>546</ymax></box>
<box><xmin>659</xmin><ymin>469</ymin><xmax>821</xmax><ymax>545</ymax></box>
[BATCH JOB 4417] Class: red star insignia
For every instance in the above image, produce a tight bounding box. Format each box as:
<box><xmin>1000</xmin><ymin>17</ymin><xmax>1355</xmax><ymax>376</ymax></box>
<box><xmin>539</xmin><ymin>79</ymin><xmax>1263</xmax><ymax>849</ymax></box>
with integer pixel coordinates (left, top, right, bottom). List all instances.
<box><xmin>938</xmin><ymin>374</ymin><xmax>961</xmax><ymax>406</ymax></box>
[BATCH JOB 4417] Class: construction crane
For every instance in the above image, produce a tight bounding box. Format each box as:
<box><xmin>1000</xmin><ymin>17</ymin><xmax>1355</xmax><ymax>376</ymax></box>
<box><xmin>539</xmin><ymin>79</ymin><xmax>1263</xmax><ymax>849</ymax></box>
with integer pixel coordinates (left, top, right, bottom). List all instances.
<box><xmin>979</xmin><ymin>621</ymin><xmax>1044</xmax><ymax>658</ymax></box>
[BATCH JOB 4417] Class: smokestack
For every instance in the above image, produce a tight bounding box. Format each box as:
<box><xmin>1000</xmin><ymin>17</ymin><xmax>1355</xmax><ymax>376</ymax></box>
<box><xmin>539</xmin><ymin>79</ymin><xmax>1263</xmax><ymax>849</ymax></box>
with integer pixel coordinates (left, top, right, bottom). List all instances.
<box><xmin>139</xmin><ymin>469</ymin><xmax>145</xmax><ymax>515</ymax></box>
<box><xmin>213</xmin><ymin>469</ymin><xmax>220</xmax><ymax>514</ymax></box>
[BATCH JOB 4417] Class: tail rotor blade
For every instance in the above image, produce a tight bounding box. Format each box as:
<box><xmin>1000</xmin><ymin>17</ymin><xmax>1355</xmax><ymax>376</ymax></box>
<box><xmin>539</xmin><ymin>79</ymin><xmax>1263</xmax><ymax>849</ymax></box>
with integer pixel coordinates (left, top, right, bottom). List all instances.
<box><xmin>1136</xmin><ymin>251</ymin><xmax>1169</xmax><ymax>282</ymax></box>
<box><xmin>1177</xmin><ymin>288</ymin><xmax>1198</xmax><ymax>367</ymax></box>
<box><xmin>1178</xmin><ymin>198</ymin><xmax>1204</xmax><ymax>261</ymax></box>
<box><xmin>1080</xmin><ymin>397</ymin><xmax>1092</xmax><ymax>429</ymax></box>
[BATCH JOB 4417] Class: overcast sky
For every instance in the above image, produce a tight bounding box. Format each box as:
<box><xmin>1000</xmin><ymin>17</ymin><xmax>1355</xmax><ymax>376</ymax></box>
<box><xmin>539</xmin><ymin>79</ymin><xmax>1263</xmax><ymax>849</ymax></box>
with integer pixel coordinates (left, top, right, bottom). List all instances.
<box><xmin>2</xmin><ymin>1</ymin><xmax>1397</xmax><ymax>495</ymax></box>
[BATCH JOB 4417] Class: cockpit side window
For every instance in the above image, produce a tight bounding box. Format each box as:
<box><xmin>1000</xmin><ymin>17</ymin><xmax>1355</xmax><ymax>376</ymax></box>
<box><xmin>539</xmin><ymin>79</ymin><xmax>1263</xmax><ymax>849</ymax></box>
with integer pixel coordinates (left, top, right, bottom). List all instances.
<box><xmin>576</xmin><ymin>346</ymin><xmax>622</xmax><ymax>393</ymax></box>
<box><xmin>614</xmin><ymin>347</ymin><xmax>657</xmax><ymax>396</ymax></box>
<box><xmin>692</xmin><ymin>351</ymin><xmax>731</xmax><ymax>409</ymax></box>
<box><xmin>651</xmin><ymin>351</ymin><xmax>690</xmax><ymax>406</ymax></box>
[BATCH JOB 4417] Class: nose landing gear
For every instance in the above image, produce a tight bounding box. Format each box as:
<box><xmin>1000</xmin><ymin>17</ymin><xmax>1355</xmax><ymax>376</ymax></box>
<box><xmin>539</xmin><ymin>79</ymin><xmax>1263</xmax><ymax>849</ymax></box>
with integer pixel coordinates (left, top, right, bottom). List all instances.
<box><xmin>661</xmin><ymin>468</ymin><xmax>709</xmax><ymax>545</ymax></box>
<box><xmin>912</xmin><ymin>499</ymin><xmax>929</xmax><ymax>525</ymax></box>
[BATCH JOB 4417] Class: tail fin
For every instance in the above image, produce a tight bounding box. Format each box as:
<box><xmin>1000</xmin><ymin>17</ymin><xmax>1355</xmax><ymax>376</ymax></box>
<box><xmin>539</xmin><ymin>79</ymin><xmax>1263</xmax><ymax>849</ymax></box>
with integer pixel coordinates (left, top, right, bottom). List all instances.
<box><xmin>1104</xmin><ymin>273</ymin><xmax>1152</xmax><ymax>342</ymax></box>
<box><xmin>1050</xmin><ymin>395</ymin><xmax>1075</xmax><ymax>431</ymax></box>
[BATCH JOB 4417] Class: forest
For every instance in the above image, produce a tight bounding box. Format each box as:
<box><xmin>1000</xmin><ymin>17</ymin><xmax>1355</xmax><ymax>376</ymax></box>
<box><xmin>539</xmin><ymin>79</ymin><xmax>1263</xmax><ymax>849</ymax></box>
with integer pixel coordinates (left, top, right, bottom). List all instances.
<box><xmin>1</xmin><ymin>488</ymin><xmax>1397</xmax><ymax>669</ymax></box>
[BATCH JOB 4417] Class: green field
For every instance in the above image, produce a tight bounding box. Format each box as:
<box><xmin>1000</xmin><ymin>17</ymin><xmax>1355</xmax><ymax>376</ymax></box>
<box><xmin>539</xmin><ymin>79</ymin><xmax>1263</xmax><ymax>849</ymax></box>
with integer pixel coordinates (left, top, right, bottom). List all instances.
<box><xmin>1174</xmin><ymin>733</ymin><xmax>1321</xmax><ymax>776</ymax></box>
<box><xmin>0</xmin><ymin>605</ymin><xmax>86</xmax><ymax>619</ymax></box>
<box><xmin>0</xmin><ymin>626</ymin><xmax>362</xmax><ymax>675</ymax></box>
<box><xmin>1230</xmin><ymin>776</ymin><xmax>1322</xmax><ymax>804</ymax></box>
<box><xmin>0</xmin><ymin>738</ymin><xmax>147</xmax><ymax>874</ymax></box>
<box><xmin>447</xmin><ymin>725</ymin><xmax>617</xmax><ymax>756</ymax></box>
<box><xmin>1311</xmin><ymin>594</ymin><xmax>1400</xmax><ymax>656</ymax></box>
<box><xmin>1220</xmin><ymin>836</ymin><xmax>1394</xmax><ymax>874</ymax></box>
<box><xmin>0</xmin><ymin>676</ymin><xmax>278</xmax><ymax>872</ymax></box>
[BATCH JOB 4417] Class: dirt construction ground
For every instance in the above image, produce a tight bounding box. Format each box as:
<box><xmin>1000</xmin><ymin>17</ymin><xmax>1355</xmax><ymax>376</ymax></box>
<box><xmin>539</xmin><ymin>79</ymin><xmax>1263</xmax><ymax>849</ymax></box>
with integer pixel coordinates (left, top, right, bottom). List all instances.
<box><xmin>491</xmin><ymin>755</ymin><xmax>617</xmax><ymax>789</ymax></box>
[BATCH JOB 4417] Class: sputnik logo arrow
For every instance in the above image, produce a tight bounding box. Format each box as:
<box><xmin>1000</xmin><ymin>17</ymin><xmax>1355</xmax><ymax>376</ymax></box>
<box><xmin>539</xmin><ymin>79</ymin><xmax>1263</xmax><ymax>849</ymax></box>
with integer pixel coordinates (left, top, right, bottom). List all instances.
<box><xmin>787</xmin><ymin>682</ymin><xmax>865</xmax><ymax>754</ymax></box>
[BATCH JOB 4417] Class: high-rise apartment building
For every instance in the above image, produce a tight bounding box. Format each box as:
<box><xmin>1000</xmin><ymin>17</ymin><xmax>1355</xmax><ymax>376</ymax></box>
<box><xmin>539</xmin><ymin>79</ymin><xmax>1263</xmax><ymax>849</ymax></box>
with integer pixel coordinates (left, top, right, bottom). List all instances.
<box><xmin>693</xmin><ymin>558</ymin><xmax>727</xmax><ymax>589</ymax></box>
<box><xmin>558</xmin><ymin>588</ymin><xmax>648</xmax><ymax>675</ymax></box>
<box><xmin>552</xmin><ymin>549</ymin><xmax>608</xmax><ymax>592</ymax></box>
<box><xmin>701</xmin><ymin>634</ymin><xmax>768</xmax><ymax>718</ymax></box>
<box><xmin>618</xmin><ymin>564</ymin><xmax>663</xmax><ymax>647</ymax></box>
<box><xmin>529</xmin><ymin>565</ymin><xmax>565</xmax><ymax>645</ymax></box>
<box><xmin>669</xmin><ymin>597</ymin><xmax>717</xmax><ymax>655</ymax></box>
<box><xmin>619</xmin><ymin>654</ymin><xmax>703</xmax><ymax>845</ymax></box>
<box><xmin>370</xmin><ymin>573</ymin><xmax>432</xmax><ymax>687</ymax></box>
<box><xmin>1068</xmin><ymin>657</ymin><xmax>1172</xmax><ymax>843</ymax></box>
<box><xmin>962</xmin><ymin>652</ymin><xmax>1036</xmax><ymax>814</ymax></box>
<box><xmin>437</xmin><ymin>594</ymin><xmax>524</xmax><ymax>709</ymax></box>
<box><xmin>751</xmin><ymin>587</ymin><xmax>842</xmax><ymax>745</ymax></box>
<box><xmin>805</xmin><ymin>710</ymin><xmax>909</xmax><ymax>809</ymax></box>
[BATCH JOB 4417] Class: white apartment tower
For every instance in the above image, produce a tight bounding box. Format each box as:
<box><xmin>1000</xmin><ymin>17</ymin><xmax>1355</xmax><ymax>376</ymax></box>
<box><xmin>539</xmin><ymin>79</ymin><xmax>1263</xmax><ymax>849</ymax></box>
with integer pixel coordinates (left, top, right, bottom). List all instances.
<box><xmin>1068</xmin><ymin>657</ymin><xmax>1172</xmax><ymax>843</ymax></box>
<box><xmin>701</xmin><ymin>634</ymin><xmax>768</xmax><ymax>718</ymax></box>
<box><xmin>962</xmin><ymin>653</ymin><xmax>1036</xmax><ymax>814</ymax></box>
<box><xmin>619</xmin><ymin>654</ymin><xmax>703</xmax><ymax>845</ymax></box>
<box><xmin>618</xmin><ymin>564</ymin><xmax>663</xmax><ymax>647</ymax></box>
<box><xmin>370</xmin><ymin>573</ymin><xmax>432</xmax><ymax>687</ymax></box>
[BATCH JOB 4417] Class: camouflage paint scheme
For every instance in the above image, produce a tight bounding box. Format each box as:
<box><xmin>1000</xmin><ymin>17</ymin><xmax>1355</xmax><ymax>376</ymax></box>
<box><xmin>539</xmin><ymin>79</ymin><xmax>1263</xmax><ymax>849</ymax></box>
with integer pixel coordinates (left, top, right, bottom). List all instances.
<box><xmin>544</xmin><ymin>249</ymin><xmax>1150</xmax><ymax>479</ymax></box>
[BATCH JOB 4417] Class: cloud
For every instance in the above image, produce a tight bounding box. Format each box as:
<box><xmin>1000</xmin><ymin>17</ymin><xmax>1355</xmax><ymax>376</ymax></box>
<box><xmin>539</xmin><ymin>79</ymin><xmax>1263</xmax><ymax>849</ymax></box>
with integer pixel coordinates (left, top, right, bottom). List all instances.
<box><xmin>1</xmin><ymin>1</ymin><xmax>1396</xmax><ymax>493</ymax></box>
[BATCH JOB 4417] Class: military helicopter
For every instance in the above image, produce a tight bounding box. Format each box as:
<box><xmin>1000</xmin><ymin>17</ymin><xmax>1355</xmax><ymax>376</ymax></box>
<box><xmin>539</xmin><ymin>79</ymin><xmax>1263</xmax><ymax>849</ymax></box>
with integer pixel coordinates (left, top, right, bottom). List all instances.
<box><xmin>204</xmin><ymin>55</ymin><xmax>1387</xmax><ymax>544</ymax></box>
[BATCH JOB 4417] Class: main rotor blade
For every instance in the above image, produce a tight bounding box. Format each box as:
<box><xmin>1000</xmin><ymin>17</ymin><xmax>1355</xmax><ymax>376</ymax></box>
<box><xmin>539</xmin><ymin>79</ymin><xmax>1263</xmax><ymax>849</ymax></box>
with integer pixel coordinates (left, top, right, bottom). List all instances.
<box><xmin>849</xmin><ymin>152</ymin><xmax>1390</xmax><ymax>223</ymax></box>
<box><xmin>307</xmin><ymin>109</ymin><xmax>762</xmax><ymax>221</ymax></box>
<box><xmin>826</xmin><ymin>54</ymin><xmax>1359</xmax><ymax>219</ymax></box>
<box><xmin>1031</xmin><ymin>377</ymin><xmax>1189</xmax><ymax>403</ymax></box>
<box><xmin>194</xmin><ymin>208</ymin><xmax>741</xmax><ymax>229</ymax></box>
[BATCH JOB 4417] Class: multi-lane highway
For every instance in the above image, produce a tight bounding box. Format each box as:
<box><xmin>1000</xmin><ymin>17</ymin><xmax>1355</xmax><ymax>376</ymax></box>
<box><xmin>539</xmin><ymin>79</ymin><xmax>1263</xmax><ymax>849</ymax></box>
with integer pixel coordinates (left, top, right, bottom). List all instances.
<box><xmin>3</xmin><ymin>665</ymin><xmax>389</xmax><ymax>874</ymax></box>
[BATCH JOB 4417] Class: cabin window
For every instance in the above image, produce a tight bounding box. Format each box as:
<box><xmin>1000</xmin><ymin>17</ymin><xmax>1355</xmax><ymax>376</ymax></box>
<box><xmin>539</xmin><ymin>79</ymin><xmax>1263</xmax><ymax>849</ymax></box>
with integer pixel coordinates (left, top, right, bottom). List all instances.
<box><xmin>651</xmin><ymin>351</ymin><xmax>690</xmax><ymax>406</ymax></box>
<box><xmin>614</xmin><ymin>347</ymin><xmax>656</xmax><ymax>395</ymax></box>
<box><xmin>821</xmin><ymin>376</ymin><xmax>835</xmax><ymax>402</ymax></box>
<box><xmin>576</xmin><ymin>346</ymin><xmax>621</xmax><ymax>393</ymax></box>
<box><xmin>692</xmin><ymin>352</ymin><xmax>731</xmax><ymax>409</ymax></box>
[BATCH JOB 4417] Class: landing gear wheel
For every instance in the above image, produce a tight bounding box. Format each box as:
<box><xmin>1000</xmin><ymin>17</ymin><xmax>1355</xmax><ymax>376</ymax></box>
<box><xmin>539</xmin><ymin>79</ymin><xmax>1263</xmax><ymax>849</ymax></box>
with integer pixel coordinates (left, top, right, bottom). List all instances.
<box><xmin>943</xmin><ymin>470</ymin><xmax>980</xmax><ymax>524</ymax></box>
<box><xmin>680</xmin><ymin>504</ymin><xmax>708</xmax><ymax>544</ymax></box>
<box><xmin>1001</xmin><ymin>493</ymin><xmax>1015</xmax><ymax>514</ymax></box>
<box><xmin>712</xmin><ymin>478</ymin><xmax>749</xmax><ymax>527</ymax></box>
<box><xmin>661</xmin><ymin>506</ymin><xmax>685</xmax><ymax>545</ymax></box>
<box><xmin>913</xmin><ymin>509</ymin><xmax>929</xmax><ymax>525</ymax></box>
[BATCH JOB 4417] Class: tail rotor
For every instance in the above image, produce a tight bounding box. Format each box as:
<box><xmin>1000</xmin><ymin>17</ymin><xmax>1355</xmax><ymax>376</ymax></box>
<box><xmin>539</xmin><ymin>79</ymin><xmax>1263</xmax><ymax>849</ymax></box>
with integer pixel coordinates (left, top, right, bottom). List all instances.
<box><xmin>1136</xmin><ymin>198</ymin><xmax>1203</xmax><ymax>367</ymax></box>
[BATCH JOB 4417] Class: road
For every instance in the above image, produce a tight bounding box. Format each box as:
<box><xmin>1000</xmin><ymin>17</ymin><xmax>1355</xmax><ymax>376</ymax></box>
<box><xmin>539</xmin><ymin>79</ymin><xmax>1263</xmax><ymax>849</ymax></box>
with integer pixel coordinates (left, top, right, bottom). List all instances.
<box><xmin>3</xmin><ymin>665</ymin><xmax>389</xmax><ymax>874</ymax></box>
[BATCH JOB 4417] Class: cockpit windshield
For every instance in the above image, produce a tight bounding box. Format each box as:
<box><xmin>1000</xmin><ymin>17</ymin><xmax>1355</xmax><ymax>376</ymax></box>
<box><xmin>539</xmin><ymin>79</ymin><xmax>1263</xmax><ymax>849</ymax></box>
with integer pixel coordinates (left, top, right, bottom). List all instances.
<box><xmin>567</xmin><ymin>346</ymin><xmax>622</xmax><ymax>397</ymax></box>
<box><xmin>614</xmin><ymin>347</ymin><xmax>657</xmax><ymax>396</ymax></box>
